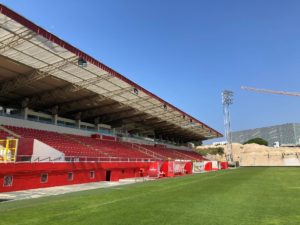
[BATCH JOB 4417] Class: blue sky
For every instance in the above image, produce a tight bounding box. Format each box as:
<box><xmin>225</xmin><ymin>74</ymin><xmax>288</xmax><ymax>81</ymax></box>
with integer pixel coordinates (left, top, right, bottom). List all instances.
<box><xmin>2</xmin><ymin>0</ymin><xmax>300</xmax><ymax>141</ymax></box>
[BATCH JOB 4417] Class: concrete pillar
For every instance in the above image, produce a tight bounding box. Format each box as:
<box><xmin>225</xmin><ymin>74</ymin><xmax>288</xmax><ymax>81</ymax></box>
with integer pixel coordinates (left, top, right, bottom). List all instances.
<box><xmin>21</xmin><ymin>98</ymin><xmax>29</xmax><ymax>120</ymax></box>
<box><xmin>51</xmin><ymin>105</ymin><xmax>59</xmax><ymax>125</ymax></box>
<box><xmin>94</xmin><ymin>117</ymin><xmax>100</xmax><ymax>132</ymax></box>
<box><xmin>21</xmin><ymin>107</ymin><xmax>29</xmax><ymax>120</ymax></box>
<box><xmin>76</xmin><ymin>120</ymin><xmax>81</xmax><ymax>129</ymax></box>
<box><xmin>52</xmin><ymin>114</ymin><xmax>58</xmax><ymax>125</ymax></box>
<box><xmin>75</xmin><ymin>112</ymin><xmax>82</xmax><ymax>129</ymax></box>
<box><xmin>96</xmin><ymin>124</ymin><xmax>101</xmax><ymax>132</ymax></box>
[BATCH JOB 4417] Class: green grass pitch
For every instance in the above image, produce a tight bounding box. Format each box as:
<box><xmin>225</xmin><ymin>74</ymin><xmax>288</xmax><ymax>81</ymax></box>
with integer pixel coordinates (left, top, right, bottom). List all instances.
<box><xmin>0</xmin><ymin>167</ymin><xmax>299</xmax><ymax>225</ymax></box>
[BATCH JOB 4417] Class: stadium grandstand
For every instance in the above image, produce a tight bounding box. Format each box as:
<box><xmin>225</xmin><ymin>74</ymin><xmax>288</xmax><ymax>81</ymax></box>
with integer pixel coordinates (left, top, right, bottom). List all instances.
<box><xmin>0</xmin><ymin>4</ymin><xmax>223</xmax><ymax>192</ymax></box>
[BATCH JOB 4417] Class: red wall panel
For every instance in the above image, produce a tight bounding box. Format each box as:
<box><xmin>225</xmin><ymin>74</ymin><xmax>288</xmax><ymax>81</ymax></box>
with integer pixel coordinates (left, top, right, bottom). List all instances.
<box><xmin>0</xmin><ymin>161</ymin><xmax>198</xmax><ymax>193</ymax></box>
<box><xmin>0</xmin><ymin>162</ymin><xmax>151</xmax><ymax>192</ymax></box>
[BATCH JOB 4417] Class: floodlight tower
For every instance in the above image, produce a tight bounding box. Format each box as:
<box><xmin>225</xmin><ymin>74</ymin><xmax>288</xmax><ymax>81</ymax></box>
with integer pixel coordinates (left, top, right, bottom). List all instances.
<box><xmin>222</xmin><ymin>90</ymin><xmax>234</xmax><ymax>162</ymax></box>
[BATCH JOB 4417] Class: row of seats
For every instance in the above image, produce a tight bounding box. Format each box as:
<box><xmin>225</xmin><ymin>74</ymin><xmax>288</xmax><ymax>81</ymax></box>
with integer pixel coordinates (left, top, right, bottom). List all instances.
<box><xmin>0</xmin><ymin>130</ymin><xmax>9</xmax><ymax>140</ymax></box>
<box><xmin>140</xmin><ymin>145</ymin><xmax>204</xmax><ymax>161</ymax></box>
<box><xmin>1</xmin><ymin>125</ymin><xmax>205</xmax><ymax>161</ymax></box>
<box><xmin>174</xmin><ymin>149</ymin><xmax>205</xmax><ymax>160</ymax></box>
<box><xmin>3</xmin><ymin>126</ymin><xmax>155</xmax><ymax>160</ymax></box>
<box><xmin>4</xmin><ymin>126</ymin><xmax>105</xmax><ymax>158</ymax></box>
<box><xmin>141</xmin><ymin>145</ymin><xmax>185</xmax><ymax>159</ymax></box>
<box><xmin>66</xmin><ymin>134</ymin><xmax>153</xmax><ymax>159</ymax></box>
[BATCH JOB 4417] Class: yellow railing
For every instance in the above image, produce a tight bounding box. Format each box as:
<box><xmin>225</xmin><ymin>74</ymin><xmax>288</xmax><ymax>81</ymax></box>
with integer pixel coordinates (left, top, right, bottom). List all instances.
<box><xmin>0</xmin><ymin>139</ymin><xmax>18</xmax><ymax>162</ymax></box>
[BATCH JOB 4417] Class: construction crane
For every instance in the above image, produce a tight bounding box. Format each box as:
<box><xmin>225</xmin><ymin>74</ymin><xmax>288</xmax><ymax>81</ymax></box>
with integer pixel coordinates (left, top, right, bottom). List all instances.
<box><xmin>241</xmin><ymin>86</ymin><xmax>300</xmax><ymax>97</ymax></box>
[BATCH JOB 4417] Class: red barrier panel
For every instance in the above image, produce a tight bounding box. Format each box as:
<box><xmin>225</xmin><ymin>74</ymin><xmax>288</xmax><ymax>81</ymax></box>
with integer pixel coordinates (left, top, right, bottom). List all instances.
<box><xmin>167</xmin><ymin>161</ymin><xmax>175</xmax><ymax>177</ymax></box>
<box><xmin>160</xmin><ymin>161</ymin><xmax>175</xmax><ymax>177</ymax></box>
<box><xmin>160</xmin><ymin>161</ymin><xmax>193</xmax><ymax>177</ymax></box>
<box><xmin>204</xmin><ymin>161</ymin><xmax>212</xmax><ymax>171</ymax></box>
<box><xmin>173</xmin><ymin>161</ymin><xmax>187</xmax><ymax>175</ymax></box>
<box><xmin>184</xmin><ymin>162</ymin><xmax>193</xmax><ymax>174</ymax></box>
<box><xmin>220</xmin><ymin>162</ymin><xmax>229</xmax><ymax>170</ymax></box>
<box><xmin>149</xmin><ymin>162</ymin><xmax>160</xmax><ymax>178</ymax></box>
<box><xmin>160</xmin><ymin>162</ymin><xmax>168</xmax><ymax>177</ymax></box>
<box><xmin>212</xmin><ymin>161</ymin><xmax>220</xmax><ymax>171</ymax></box>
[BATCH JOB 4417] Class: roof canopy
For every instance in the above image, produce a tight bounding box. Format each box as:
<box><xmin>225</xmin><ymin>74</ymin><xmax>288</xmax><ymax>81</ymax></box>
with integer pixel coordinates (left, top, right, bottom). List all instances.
<box><xmin>0</xmin><ymin>4</ymin><xmax>222</xmax><ymax>142</ymax></box>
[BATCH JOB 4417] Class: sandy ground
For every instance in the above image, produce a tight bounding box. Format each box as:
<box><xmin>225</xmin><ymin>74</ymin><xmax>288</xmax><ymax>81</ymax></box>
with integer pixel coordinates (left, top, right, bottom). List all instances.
<box><xmin>197</xmin><ymin>143</ymin><xmax>300</xmax><ymax>166</ymax></box>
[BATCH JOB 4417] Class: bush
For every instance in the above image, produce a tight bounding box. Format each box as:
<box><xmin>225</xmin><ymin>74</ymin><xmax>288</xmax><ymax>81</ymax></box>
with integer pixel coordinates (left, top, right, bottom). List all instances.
<box><xmin>196</xmin><ymin>147</ymin><xmax>224</xmax><ymax>156</ymax></box>
<box><xmin>243</xmin><ymin>138</ymin><xmax>268</xmax><ymax>146</ymax></box>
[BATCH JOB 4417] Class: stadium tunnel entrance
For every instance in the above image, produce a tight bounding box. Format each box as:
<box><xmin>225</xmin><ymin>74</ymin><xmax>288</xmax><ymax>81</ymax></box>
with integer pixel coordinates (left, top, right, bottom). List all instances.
<box><xmin>106</xmin><ymin>170</ymin><xmax>111</xmax><ymax>182</ymax></box>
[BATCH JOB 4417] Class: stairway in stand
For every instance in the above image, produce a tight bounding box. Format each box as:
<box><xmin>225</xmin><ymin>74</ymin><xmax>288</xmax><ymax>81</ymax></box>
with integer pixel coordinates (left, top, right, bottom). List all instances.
<box><xmin>63</xmin><ymin>134</ymin><xmax>111</xmax><ymax>157</ymax></box>
<box><xmin>173</xmin><ymin>149</ymin><xmax>198</xmax><ymax>160</ymax></box>
<box><xmin>0</xmin><ymin>125</ymin><xmax>20</xmax><ymax>138</ymax></box>
<box><xmin>121</xmin><ymin>142</ymin><xmax>165</xmax><ymax>160</ymax></box>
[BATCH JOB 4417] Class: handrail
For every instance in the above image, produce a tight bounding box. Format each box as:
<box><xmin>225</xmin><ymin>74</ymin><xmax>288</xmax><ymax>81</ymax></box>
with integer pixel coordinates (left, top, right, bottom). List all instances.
<box><xmin>173</xmin><ymin>149</ymin><xmax>198</xmax><ymax>160</ymax></box>
<box><xmin>52</xmin><ymin>156</ymin><xmax>63</xmax><ymax>161</ymax></box>
<box><xmin>124</xmin><ymin>142</ymin><xmax>166</xmax><ymax>160</ymax></box>
<box><xmin>38</xmin><ymin>157</ymin><xmax>51</xmax><ymax>162</ymax></box>
<box><xmin>1</xmin><ymin>154</ymin><xmax>159</xmax><ymax>163</ymax></box>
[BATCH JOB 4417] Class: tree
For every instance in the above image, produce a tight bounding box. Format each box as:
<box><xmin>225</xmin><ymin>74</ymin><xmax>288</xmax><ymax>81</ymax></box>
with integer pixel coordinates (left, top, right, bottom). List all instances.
<box><xmin>244</xmin><ymin>138</ymin><xmax>268</xmax><ymax>146</ymax></box>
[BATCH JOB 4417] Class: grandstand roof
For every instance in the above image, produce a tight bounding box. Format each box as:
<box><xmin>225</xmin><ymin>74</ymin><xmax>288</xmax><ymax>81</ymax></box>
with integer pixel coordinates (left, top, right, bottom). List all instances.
<box><xmin>0</xmin><ymin>4</ymin><xmax>222</xmax><ymax>142</ymax></box>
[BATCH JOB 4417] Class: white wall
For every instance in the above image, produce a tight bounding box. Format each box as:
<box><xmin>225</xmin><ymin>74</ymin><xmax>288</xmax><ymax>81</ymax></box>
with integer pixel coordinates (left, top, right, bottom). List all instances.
<box><xmin>212</xmin><ymin>161</ymin><xmax>220</xmax><ymax>169</ymax></box>
<box><xmin>283</xmin><ymin>158</ymin><xmax>300</xmax><ymax>166</ymax></box>
<box><xmin>0</xmin><ymin>116</ymin><xmax>93</xmax><ymax>136</ymax></box>
<box><xmin>32</xmin><ymin>139</ymin><xmax>65</xmax><ymax>162</ymax></box>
